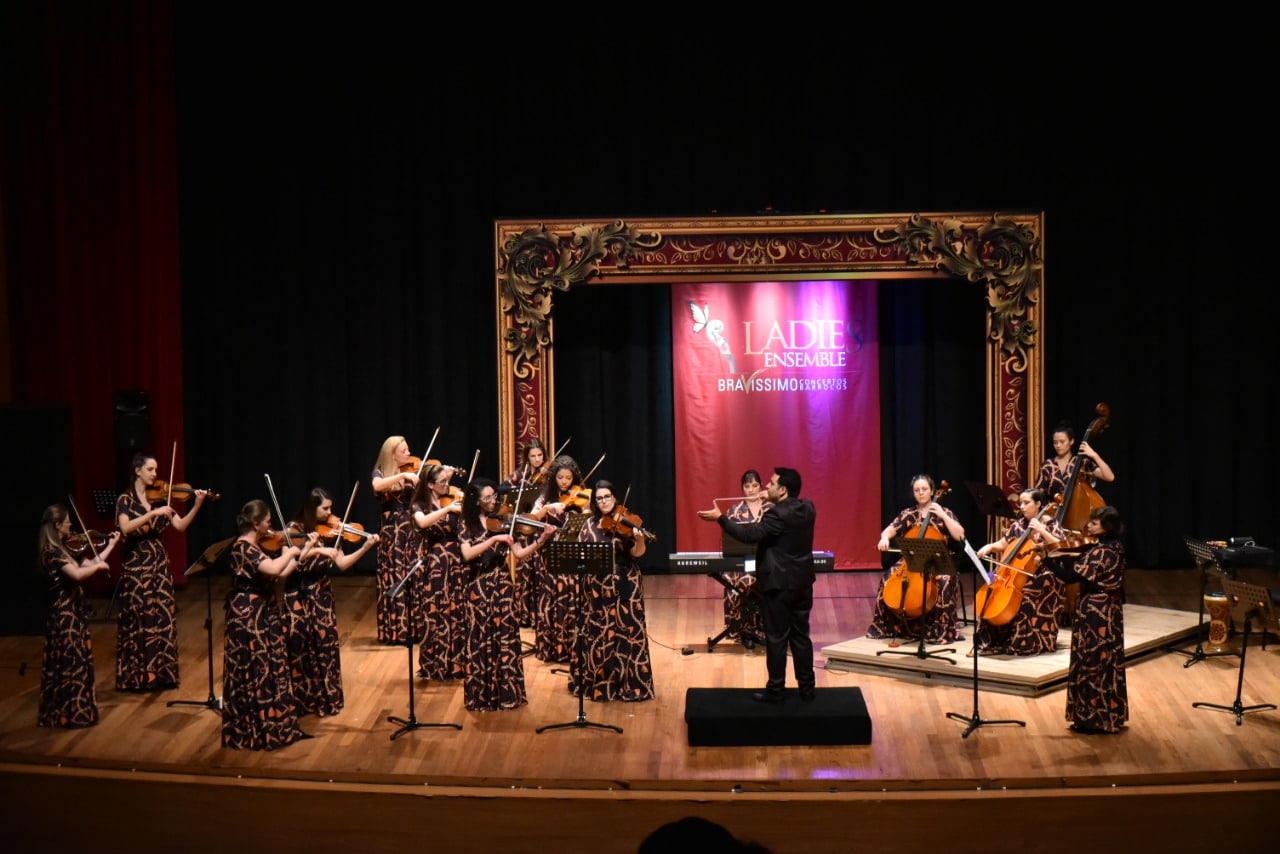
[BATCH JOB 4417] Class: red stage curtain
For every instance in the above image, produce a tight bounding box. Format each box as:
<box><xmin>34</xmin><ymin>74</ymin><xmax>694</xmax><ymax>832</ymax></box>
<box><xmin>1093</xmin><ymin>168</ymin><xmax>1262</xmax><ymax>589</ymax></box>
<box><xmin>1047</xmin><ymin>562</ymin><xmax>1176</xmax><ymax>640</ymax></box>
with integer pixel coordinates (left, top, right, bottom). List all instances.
<box><xmin>671</xmin><ymin>281</ymin><xmax>881</xmax><ymax>569</ymax></box>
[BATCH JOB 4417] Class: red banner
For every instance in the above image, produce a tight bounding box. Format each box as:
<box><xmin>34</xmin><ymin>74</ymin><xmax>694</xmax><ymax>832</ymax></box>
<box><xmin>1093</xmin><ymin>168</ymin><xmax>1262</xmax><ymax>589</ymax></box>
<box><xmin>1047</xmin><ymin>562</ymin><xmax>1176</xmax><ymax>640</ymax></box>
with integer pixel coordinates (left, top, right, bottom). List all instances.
<box><xmin>671</xmin><ymin>281</ymin><xmax>881</xmax><ymax>569</ymax></box>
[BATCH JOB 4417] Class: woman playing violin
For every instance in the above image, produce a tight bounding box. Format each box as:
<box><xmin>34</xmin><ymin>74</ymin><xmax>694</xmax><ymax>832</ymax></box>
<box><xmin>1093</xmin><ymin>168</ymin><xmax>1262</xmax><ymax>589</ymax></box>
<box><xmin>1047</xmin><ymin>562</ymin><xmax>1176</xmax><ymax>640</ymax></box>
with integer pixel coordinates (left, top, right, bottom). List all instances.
<box><xmin>370</xmin><ymin>435</ymin><xmax>419</xmax><ymax>645</ymax></box>
<box><xmin>866</xmin><ymin>474</ymin><xmax>966</xmax><ymax>645</ymax></box>
<box><xmin>285</xmin><ymin>488</ymin><xmax>379</xmax><ymax>717</ymax></box>
<box><xmin>114</xmin><ymin>452</ymin><xmax>209</xmax><ymax>692</ymax></box>
<box><xmin>1048</xmin><ymin>505</ymin><xmax>1128</xmax><ymax>734</ymax></box>
<box><xmin>37</xmin><ymin>504</ymin><xmax>121</xmax><ymax>728</ymax></box>
<box><xmin>457</xmin><ymin>478</ymin><xmax>556</xmax><ymax>712</ymax></box>
<box><xmin>223</xmin><ymin>499</ymin><xmax>318</xmax><ymax>750</ymax></box>
<box><xmin>408</xmin><ymin>464</ymin><xmax>467</xmax><ymax>681</ymax></box>
<box><xmin>505</xmin><ymin>439</ymin><xmax>549</xmax><ymax>627</ymax></box>
<box><xmin>572</xmin><ymin>480</ymin><xmax>654</xmax><ymax>702</ymax></box>
<box><xmin>721</xmin><ymin>469</ymin><xmax>772</xmax><ymax>646</ymax></box>
<box><xmin>973</xmin><ymin>488</ymin><xmax>1067</xmax><ymax>656</ymax></box>
<box><xmin>1034</xmin><ymin>420</ymin><xmax>1116</xmax><ymax>502</ymax></box>
<box><xmin>526</xmin><ymin>455</ymin><xmax>580</xmax><ymax>663</ymax></box>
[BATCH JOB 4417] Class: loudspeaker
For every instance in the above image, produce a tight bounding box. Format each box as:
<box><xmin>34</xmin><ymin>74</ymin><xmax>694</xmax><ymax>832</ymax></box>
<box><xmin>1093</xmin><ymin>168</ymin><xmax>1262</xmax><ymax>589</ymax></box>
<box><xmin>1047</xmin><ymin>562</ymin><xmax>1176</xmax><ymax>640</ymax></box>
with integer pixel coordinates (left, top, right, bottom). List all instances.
<box><xmin>114</xmin><ymin>389</ymin><xmax>150</xmax><ymax>486</ymax></box>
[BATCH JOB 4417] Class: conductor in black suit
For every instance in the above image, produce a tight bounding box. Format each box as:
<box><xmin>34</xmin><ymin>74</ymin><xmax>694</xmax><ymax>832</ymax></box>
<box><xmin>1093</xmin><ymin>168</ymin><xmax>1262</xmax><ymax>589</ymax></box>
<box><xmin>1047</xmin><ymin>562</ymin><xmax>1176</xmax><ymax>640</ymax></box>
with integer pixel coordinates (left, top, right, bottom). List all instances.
<box><xmin>698</xmin><ymin>467</ymin><xmax>817</xmax><ymax>702</ymax></box>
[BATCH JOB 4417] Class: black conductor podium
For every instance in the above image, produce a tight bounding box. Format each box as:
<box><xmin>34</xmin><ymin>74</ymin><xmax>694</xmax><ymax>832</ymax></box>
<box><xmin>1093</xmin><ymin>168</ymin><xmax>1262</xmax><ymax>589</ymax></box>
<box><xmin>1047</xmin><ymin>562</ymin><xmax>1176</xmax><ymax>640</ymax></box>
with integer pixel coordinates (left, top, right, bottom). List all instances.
<box><xmin>878</xmin><ymin>537</ymin><xmax>957</xmax><ymax>664</ymax></box>
<box><xmin>537</xmin><ymin>538</ymin><xmax>621</xmax><ymax>734</ymax></box>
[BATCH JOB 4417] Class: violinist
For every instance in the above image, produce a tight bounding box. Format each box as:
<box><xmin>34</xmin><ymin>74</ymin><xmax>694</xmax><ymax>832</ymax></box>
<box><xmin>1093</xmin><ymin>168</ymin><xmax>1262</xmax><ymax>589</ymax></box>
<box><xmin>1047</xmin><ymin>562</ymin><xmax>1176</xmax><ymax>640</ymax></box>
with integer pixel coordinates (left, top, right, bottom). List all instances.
<box><xmin>409</xmin><ymin>464</ymin><xmax>467</xmax><ymax>681</ymax></box>
<box><xmin>370</xmin><ymin>435</ymin><xmax>419</xmax><ymax>645</ymax></box>
<box><xmin>720</xmin><ymin>469</ymin><xmax>772</xmax><ymax>646</ymax></box>
<box><xmin>457</xmin><ymin>479</ymin><xmax>555</xmax><ymax>711</ymax></box>
<box><xmin>1034</xmin><ymin>420</ymin><xmax>1115</xmax><ymax>502</ymax></box>
<box><xmin>527</xmin><ymin>455</ymin><xmax>582</xmax><ymax>663</ymax></box>
<box><xmin>866</xmin><ymin>474</ymin><xmax>966</xmax><ymax>646</ymax></box>
<box><xmin>1048</xmin><ymin>505</ymin><xmax>1128</xmax><ymax>734</ymax></box>
<box><xmin>505</xmin><ymin>438</ymin><xmax>549</xmax><ymax>627</ymax></box>
<box><xmin>222</xmin><ymin>499</ymin><xmax>317</xmax><ymax>750</ymax></box>
<box><xmin>114</xmin><ymin>452</ymin><xmax>209</xmax><ymax>692</ymax></box>
<box><xmin>973</xmin><ymin>488</ymin><xmax>1067</xmax><ymax>656</ymax></box>
<box><xmin>37</xmin><ymin>504</ymin><xmax>120</xmax><ymax>728</ymax></box>
<box><xmin>573</xmin><ymin>480</ymin><xmax>654</xmax><ymax>702</ymax></box>
<box><xmin>285</xmin><ymin>488</ymin><xmax>379</xmax><ymax>717</ymax></box>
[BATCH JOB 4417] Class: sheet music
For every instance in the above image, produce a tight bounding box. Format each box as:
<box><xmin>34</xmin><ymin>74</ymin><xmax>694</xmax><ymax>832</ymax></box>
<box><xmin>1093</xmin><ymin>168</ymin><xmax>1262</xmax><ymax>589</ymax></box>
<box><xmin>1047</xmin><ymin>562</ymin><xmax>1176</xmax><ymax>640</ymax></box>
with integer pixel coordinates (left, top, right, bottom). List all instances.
<box><xmin>963</xmin><ymin>540</ymin><xmax>990</xmax><ymax>585</ymax></box>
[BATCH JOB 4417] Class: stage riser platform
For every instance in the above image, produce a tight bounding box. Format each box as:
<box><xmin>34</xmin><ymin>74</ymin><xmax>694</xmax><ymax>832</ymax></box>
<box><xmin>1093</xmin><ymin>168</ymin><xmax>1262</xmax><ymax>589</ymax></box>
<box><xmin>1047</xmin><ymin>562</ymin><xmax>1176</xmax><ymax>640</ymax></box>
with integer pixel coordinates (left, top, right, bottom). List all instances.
<box><xmin>684</xmin><ymin>687</ymin><xmax>872</xmax><ymax>746</ymax></box>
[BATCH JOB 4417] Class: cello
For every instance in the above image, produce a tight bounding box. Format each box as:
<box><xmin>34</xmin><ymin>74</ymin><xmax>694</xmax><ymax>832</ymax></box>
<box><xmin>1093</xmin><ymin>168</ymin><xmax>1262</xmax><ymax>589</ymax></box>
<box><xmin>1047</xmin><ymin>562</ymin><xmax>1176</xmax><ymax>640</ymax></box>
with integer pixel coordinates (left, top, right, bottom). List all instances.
<box><xmin>974</xmin><ymin>496</ymin><xmax>1061</xmax><ymax>626</ymax></box>
<box><xmin>880</xmin><ymin>481</ymin><xmax>950</xmax><ymax>618</ymax></box>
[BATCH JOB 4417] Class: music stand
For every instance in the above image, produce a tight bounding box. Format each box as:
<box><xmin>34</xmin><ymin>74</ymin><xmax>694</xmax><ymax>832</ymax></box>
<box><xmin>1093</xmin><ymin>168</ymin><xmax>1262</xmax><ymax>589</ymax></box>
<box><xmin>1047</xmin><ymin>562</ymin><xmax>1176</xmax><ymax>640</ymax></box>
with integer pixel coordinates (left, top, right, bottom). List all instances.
<box><xmin>537</xmin><ymin>540</ymin><xmax>622</xmax><ymax>734</ymax></box>
<box><xmin>965</xmin><ymin>482</ymin><xmax>1017</xmax><ymax>519</ymax></box>
<box><xmin>167</xmin><ymin>537</ymin><xmax>235</xmax><ymax>714</ymax></box>
<box><xmin>1192</xmin><ymin>579</ymin><xmax>1278</xmax><ymax>725</ymax></box>
<box><xmin>878</xmin><ymin>537</ymin><xmax>957</xmax><ymax>664</ymax></box>
<box><xmin>386</xmin><ymin>559</ymin><xmax>462</xmax><ymax>740</ymax></box>
<box><xmin>1172</xmin><ymin>537</ymin><xmax>1237</xmax><ymax>667</ymax></box>
<box><xmin>946</xmin><ymin>559</ymin><xmax>1026</xmax><ymax>738</ymax></box>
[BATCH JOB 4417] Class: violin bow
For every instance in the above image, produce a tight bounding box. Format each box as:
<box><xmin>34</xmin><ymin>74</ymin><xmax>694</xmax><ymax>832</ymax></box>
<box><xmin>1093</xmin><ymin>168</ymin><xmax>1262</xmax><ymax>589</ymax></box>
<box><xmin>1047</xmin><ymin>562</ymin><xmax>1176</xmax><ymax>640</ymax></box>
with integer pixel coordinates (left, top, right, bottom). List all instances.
<box><xmin>581</xmin><ymin>453</ymin><xmax>606</xmax><ymax>486</ymax></box>
<box><xmin>551</xmin><ymin>436</ymin><xmax>571</xmax><ymax>460</ymax></box>
<box><xmin>335</xmin><ymin>481</ymin><xmax>359</xmax><ymax>553</ymax></box>
<box><xmin>508</xmin><ymin>479</ymin><xmax>526</xmax><ymax>536</ymax></box>
<box><xmin>422</xmin><ymin>430</ymin><xmax>442</xmax><ymax>478</ymax></box>
<box><xmin>467</xmin><ymin>449</ymin><xmax>480</xmax><ymax>484</ymax></box>
<box><xmin>66</xmin><ymin>493</ymin><xmax>103</xmax><ymax>562</ymax></box>
<box><xmin>166</xmin><ymin>441</ymin><xmax>178</xmax><ymax>505</ymax></box>
<box><xmin>263</xmin><ymin>473</ymin><xmax>291</xmax><ymax>548</ymax></box>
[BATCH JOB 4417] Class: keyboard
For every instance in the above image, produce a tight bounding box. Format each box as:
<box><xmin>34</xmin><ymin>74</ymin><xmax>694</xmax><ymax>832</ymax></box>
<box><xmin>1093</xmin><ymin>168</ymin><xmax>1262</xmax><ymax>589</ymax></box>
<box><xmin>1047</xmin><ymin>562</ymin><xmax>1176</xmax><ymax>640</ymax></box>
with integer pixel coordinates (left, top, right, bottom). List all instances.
<box><xmin>666</xmin><ymin>551</ymin><xmax>835</xmax><ymax>573</ymax></box>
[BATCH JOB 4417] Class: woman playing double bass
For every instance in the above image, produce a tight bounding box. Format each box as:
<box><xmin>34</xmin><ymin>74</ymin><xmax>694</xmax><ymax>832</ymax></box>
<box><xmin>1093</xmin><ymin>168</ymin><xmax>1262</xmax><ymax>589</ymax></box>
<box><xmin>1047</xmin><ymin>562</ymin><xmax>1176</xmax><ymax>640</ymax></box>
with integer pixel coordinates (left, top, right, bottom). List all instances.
<box><xmin>866</xmin><ymin>474</ymin><xmax>966</xmax><ymax>644</ymax></box>
<box><xmin>973</xmin><ymin>488</ymin><xmax>1067</xmax><ymax>656</ymax></box>
<box><xmin>1034</xmin><ymin>420</ymin><xmax>1115</xmax><ymax>502</ymax></box>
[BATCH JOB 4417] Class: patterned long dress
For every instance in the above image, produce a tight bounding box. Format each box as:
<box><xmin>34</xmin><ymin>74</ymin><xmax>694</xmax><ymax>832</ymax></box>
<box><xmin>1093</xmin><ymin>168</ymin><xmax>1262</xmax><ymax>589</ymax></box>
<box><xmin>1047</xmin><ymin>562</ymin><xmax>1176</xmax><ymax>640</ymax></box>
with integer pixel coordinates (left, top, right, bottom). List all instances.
<box><xmin>1064</xmin><ymin>537</ymin><xmax>1127</xmax><ymax>733</ymax></box>
<box><xmin>721</xmin><ymin>498</ymin><xmax>771</xmax><ymax>642</ymax></box>
<box><xmin>114</xmin><ymin>491</ymin><xmax>180</xmax><ymax>691</ymax></box>
<box><xmin>372</xmin><ymin>470</ymin><xmax>418</xmax><ymax>645</ymax></box>
<box><xmin>865</xmin><ymin>506</ymin><xmax>962</xmax><ymax>644</ymax></box>
<box><xmin>221</xmin><ymin>539</ymin><xmax>306</xmax><ymax>750</ymax></box>
<box><xmin>414</xmin><ymin>505</ymin><xmax>466</xmax><ymax>681</ymax></box>
<box><xmin>283</xmin><ymin>547</ymin><xmax>343</xmax><ymax>716</ymax></box>
<box><xmin>571</xmin><ymin>518</ymin><xmax>654</xmax><ymax>702</ymax></box>
<box><xmin>505</xmin><ymin>467</ymin><xmax>540</xmax><ymax>628</ymax></box>
<box><xmin>529</xmin><ymin>500</ymin><xmax>582</xmax><ymax>664</ymax></box>
<box><xmin>458</xmin><ymin>522</ymin><xmax>526</xmax><ymax>711</ymax></box>
<box><xmin>1034</xmin><ymin>455</ymin><xmax>1098</xmax><ymax>504</ymax></box>
<box><xmin>38</xmin><ymin>546</ymin><xmax>98</xmax><ymax>728</ymax></box>
<box><xmin>974</xmin><ymin>516</ymin><xmax>1067</xmax><ymax>656</ymax></box>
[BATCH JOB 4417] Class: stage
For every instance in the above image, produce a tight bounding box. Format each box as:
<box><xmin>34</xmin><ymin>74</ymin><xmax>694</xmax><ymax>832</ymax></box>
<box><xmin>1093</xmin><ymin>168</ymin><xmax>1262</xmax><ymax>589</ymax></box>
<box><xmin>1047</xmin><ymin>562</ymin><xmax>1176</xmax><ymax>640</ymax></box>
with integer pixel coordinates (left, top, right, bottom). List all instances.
<box><xmin>1</xmin><ymin>567</ymin><xmax>1278</xmax><ymax>853</ymax></box>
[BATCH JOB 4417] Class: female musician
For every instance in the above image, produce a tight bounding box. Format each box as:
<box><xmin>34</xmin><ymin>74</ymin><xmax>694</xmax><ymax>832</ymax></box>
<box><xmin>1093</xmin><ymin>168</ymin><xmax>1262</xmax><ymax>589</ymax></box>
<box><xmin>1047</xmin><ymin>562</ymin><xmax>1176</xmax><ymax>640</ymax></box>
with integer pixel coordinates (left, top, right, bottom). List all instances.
<box><xmin>1034</xmin><ymin>420</ymin><xmax>1115</xmax><ymax>502</ymax></box>
<box><xmin>721</xmin><ymin>469</ymin><xmax>772</xmax><ymax>645</ymax></box>
<box><xmin>973</xmin><ymin>488</ymin><xmax>1067</xmax><ymax>655</ymax></box>
<box><xmin>114</xmin><ymin>452</ymin><xmax>209</xmax><ymax>692</ymax></box>
<box><xmin>409</xmin><ymin>464</ymin><xmax>466</xmax><ymax>681</ymax></box>
<box><xmin>37</xmin><ymin>505</ymin><xmax>120</xmax><ymax>728</ymax></box>
<box><xmin>1055</xmin><ymin>505</ymin><xmax>1128</xmax><ymax>734</ymax></box>
<box><xmin>286</xmin><ymin>489</ymin><xmax>379</xmax><ymax>717</ymax></box>
<box><xmin>866</xmin><ymin>474</ymin><xmax>966</xmax><ymax>644</ymax></box>
<box><xmin>527</xmin><ymin>455</ymin><xmax>580</xmax><ymax>663</ymax></box>
<box><xmin>371</xmin><ymin>435</ymin><xmax>420</xmax><ymax>645</ymax></box>
<box><xmin>222</xmin><ymin>499</ymin><xmax>317</xmax><ymax>750</ymax></box>
<box><xmin>457</xmin><ymin>478</ymin><xmax>555</xmax><ymax>711</ymax></box>
<box><xmin>505</xmin><ymin>438</ymin><xmax>549</xmax><ymax>627</ymax></box>
<box><xmin>572</xmin><ymin>480</ymin><xmax>655</xmax><ymax>702</ymax></box>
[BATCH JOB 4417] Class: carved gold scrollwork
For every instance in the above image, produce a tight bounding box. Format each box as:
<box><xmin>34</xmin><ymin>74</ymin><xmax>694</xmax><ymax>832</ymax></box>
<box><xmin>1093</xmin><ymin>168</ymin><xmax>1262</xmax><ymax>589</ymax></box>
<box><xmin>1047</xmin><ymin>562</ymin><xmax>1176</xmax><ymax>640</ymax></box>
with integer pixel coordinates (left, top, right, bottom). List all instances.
<box><xmin>498</xmin><ymin>221</ymin><xmax>663</xmax><ymax>374</ymax></box>
<box><xmin>874</xmin><ymin>213</ymin><xmax>1043</xmax><ymax>371</ymax></box>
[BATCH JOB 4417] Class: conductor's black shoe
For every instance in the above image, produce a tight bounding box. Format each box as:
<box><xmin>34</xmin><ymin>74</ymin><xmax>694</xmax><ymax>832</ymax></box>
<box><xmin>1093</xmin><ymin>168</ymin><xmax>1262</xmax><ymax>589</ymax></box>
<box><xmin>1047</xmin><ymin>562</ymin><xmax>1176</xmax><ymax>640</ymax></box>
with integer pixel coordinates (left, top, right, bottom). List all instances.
<box><xmin>799</xmin><ymin>688</ymin><xmax>816</xmax><ymax>702</ymax></box>
<box><xmin>751</xmin><ymin>691</ymin><xmax>784</xmax><ymax>704</ymax></box>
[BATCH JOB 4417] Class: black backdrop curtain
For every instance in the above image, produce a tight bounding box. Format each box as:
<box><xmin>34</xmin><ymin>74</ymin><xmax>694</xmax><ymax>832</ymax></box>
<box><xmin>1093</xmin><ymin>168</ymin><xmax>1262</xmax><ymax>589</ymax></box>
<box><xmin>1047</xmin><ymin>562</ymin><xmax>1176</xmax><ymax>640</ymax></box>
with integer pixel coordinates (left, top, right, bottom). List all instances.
<box><xmin>4</xmin><ymin>4</ymin><xmax>1277</xmax><ymax>574</ymax></box>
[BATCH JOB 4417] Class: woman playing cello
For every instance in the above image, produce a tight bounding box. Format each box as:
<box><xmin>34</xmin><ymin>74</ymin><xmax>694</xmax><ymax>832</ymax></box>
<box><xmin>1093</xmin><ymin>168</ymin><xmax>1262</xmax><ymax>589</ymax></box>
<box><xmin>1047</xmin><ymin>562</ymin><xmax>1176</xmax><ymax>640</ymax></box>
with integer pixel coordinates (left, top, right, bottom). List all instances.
<box><xmin>973</xmin><ymin>488</ymin><xmax>1067</xmax><ymax>656</ymax></box>
<box><xmin>866</xmin><ymin>474</ymin><xmax>966</xmax><ymax>644</ymax></box>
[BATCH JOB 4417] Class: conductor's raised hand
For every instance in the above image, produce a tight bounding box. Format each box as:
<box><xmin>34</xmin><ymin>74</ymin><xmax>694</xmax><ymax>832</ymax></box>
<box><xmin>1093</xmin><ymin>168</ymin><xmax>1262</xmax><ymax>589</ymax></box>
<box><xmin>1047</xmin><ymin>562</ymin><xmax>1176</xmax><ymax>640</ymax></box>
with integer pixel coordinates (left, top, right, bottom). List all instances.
<box><xmin>697</xmin><ymin>507</ymin><xmax>722</xmax><ymax>522</ymax></box>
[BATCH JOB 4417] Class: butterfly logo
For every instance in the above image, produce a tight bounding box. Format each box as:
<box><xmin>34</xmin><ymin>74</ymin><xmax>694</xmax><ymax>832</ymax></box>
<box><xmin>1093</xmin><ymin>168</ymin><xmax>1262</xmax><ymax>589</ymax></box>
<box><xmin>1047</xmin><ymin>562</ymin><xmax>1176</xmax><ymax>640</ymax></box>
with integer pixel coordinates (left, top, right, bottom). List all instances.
<box><xmin>688</xmin><ymin>302</ymin><xmax>736</xmax><ymax>374</ymax></box>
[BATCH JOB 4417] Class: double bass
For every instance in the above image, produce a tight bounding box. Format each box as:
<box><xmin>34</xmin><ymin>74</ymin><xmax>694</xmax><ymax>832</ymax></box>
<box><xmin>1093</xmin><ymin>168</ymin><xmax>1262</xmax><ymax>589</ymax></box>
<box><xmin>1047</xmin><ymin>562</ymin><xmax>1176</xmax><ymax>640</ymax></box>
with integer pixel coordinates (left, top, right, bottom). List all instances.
<box><xmin>1056</xmin><ymin>402</ymin><xmax>1111</xmax><ymax>535</ymax></box>
<box><xmin>880</xmin><ymin>481</ymin><xmax>950</xmax><ymax>618</ymax></box>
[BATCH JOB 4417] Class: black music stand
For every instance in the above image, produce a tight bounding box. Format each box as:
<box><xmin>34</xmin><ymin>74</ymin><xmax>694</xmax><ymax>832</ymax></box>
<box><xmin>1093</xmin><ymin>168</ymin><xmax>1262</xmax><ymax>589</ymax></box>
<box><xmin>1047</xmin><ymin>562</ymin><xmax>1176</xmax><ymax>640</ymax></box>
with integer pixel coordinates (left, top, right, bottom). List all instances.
<box><xmin>965</xmin><ymin>482</ymin><xmax>1017</xmax><ymax>519</ymax></box>
<box><xmin>537</xmin><ymin>540</ymin><xmax>622</xmax><ymax>734</ymax></box>
<box><xmin>946</xmin><ymin>558</ymin><xmax>1026</xmax><ymax>737</ymax></box>
<box><xmin>1192</xmin><ymin>579</ymin><xmax>1278</xmax><ymax>725</ymax></box>
<box><xmin>878</xmin><ymin>537</ymin><xmax>957</xmax><ymax>664</ymax></box>
<box><xmin>1172</xmin><ymin>537</ymin><xmax>1237</xmax><ymax>667</ymax></box>
<box><xmin>386</xmin><ymin>559</ymin><xmax>462</xmax><ymax>740</ymax></box>
<box><xmin>167</xmin><ymin>537</ymin><xmax>235</xmax><ymax>714</ymax></box>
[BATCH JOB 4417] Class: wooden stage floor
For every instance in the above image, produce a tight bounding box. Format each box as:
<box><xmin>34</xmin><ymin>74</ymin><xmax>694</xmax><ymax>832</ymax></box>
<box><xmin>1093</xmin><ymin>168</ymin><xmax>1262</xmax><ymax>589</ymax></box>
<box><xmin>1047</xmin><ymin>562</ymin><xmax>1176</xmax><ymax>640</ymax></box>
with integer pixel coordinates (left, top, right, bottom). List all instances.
<box><xmin>2</xmin><ymin>566</ymin><xmax>1278</xmax><ymax>852</ymax></box>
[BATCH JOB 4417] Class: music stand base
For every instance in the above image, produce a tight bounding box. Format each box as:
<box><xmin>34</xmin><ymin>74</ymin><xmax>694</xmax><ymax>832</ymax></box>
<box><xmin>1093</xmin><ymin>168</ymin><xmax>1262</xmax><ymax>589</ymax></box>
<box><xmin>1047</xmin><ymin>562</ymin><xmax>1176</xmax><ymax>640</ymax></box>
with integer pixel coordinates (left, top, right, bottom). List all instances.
<box><xmin>945</xmin><ymin>711</ymin><xmax>1026</xmax><ymax>738</ymax></box>
<box><xmin>877</xmin><ymin>642</ymin><xmax>957</xmax><ymax>664</ymax></box>
<box><xmin>1171</xmin><ymin>643</ymin><xmax>1238</xmax><ymax>668</ymax></box>
<box><xmin>388</xmin><ymin>715</ymin><xmax>463</xmax><ymax>741</ymax></box>
<box><xmin>537</xmin><ymin>713</ymin><xmax>622</xmax><ymax>734</ymax></box>
<box><xmin>167</xmin><ymin>696</ymin><xmax>222</xmax><ymax>713</ymax></box>
<box><xmin>1190</xmin><ymin>700</ymin><xmax>1277</xmax><ymax>726</ymax></box>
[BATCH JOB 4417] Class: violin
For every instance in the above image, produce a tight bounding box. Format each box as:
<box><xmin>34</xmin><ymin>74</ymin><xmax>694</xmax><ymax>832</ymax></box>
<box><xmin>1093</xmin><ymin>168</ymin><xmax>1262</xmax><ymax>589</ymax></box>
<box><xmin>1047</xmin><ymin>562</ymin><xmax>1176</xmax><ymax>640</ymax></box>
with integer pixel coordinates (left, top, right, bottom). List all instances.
<box><xmin>406</xmin><ymin>457</ymin><xmax>469</xmax><ymax>477</ymax></box>
<box><xmin>974</xmin><ymin>498</ymin><xmax>1061</xmax><ymax>626</ymax></box>
<box><xmin>399</xmin><ymin>455</ymin><xmax>423</xmax><ymax>473</ymax></box>
<box><xmin>145</xmin><ymin>480</ymin><xmax>221</xmax><ymax>505</ymax></box>
<box><xmin>65</xmin><ymin>530</ymin><xmax>111</xmax><ymax>559</ymax></box>
<box><xmin>881</xmin><ymin>481</ymin><xmax>950</xmax><ymax>618</ymax></box>
<box><xmin>258</xmin><ymin>528</ymin><xmax>308</xmax><ymax>554</ymax></box>
<box><xmin>599</xmin><ymin>503</ymin><xmax>656</xmax><ymax>543</ymax></box>
<box><xmin>485</xmin><ymin>506</ymin><xmax>548</xmax><ymax>536</ymax></box>
<box><xmin>559</xmin><ymin>486</ymin><xmax>592</xmax><ymax>511</ymax></box>
<box><xmin>438</xmin><ymin>485</ymin><xmax>464</xmax><ymax>509</ymax></box>
<box><xmin>315</xmin><ymin>518</ymin><xmax>369</xmax><ymax>543</ymax></box>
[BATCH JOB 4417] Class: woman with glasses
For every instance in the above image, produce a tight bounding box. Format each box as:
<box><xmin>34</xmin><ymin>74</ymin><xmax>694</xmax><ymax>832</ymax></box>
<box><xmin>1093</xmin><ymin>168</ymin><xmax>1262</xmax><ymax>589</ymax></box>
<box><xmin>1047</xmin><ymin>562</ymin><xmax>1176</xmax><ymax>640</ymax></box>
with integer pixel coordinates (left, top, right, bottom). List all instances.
<box><xmin>457</xmin><ymin>478</ymin><xmax>556</xmax><ymax>711</ymax></box>
<box><xmin>409</xmin><ymin>463</ymin><xmax>466</xmax><ymax>681</ymax></box>
<box><xmin>571</xmin><ymin>480</ymin><xmax>655</xmax><ymax>702</ymax></box>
